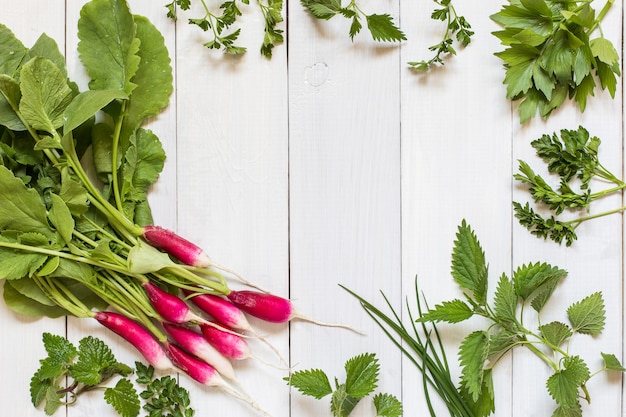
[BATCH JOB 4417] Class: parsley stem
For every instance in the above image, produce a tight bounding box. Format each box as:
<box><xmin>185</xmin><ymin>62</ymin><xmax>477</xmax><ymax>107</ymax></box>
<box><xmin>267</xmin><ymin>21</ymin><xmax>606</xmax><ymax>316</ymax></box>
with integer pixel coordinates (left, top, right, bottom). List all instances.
<box><xmin>564</xmin><ymin>205</ymin><xmax>626</xmax><ymax>227</ymax></box>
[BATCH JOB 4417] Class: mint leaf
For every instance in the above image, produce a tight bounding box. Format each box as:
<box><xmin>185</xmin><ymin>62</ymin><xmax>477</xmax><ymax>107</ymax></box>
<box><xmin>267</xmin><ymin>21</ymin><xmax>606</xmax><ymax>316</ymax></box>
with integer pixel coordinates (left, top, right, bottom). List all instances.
<box><xmin>39</xmin><ymin>333</ymin><xmax>77</xmax><ymax>379</ymax></box>
<box><xmin>451</xmin><ymin>220</ymin><xmax>488</xmax><ymax>304</ymax></box>
<box><xmin>567</xmin><ymin>292</ymin><xmax>605</xmax><ymax>335</ymax></box>
<box><xmin>285</xmin><ymin>368</ymin><xmax>332</xmax><ymax>399</ymax></box>
<box><xmin>372</xmin><ymin>393</ymin><xmax>402</xmax><ymax>417</ymax></box>
<box><xmin>419</xmin><ymin>299</ymin><xmax>473</xmax><ymax>323</ymax></box>
<box><xmin>601</xmin><ymin>353</ymin><xmax>626</xmax><ymax>372</ymax></box>
<box><xmin>104</xmin><ymin>378</ymin><xmax>140</xmax><ymax>417</ymax></box>
<box><xmin>345</xmin><ymin>352</ymin><xmax>379</xmax><ymax>398</ymax></box>
<box><xmin>540</xmin><ymin>321</ymin><xmax>572</xmax><ymax>348</ymax></box>
<box><xmin>70</xmin><ymin>336</ymin><xmax>121</xmax><ymax>385</ymax></box>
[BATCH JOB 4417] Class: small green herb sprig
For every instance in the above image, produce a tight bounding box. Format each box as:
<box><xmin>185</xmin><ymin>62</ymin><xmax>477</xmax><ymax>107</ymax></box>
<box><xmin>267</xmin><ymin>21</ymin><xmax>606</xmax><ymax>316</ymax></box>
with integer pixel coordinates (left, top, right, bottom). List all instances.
<box><xmin>300</xmin><ymin>0</ymin><xmax>406</xmax><ymax>43</ymax></box>
<box><xmin>165</xmin><ymin>0</ymin><xmax>284</xmax><ymax>57</ymax></box>
<box><xmin>491</xmin><ymin>0</ymin><xmax>620</xmax><ymax>123</ymax></box>
<box><xmin>418</xmin><ymin>221</ymin><xmax>624</xmax><ymax>416</ymax></box>
<box><xmin>285</xmin><ymin>353</ymin><xmax>402</xmax><ymax>417</ymax></box>
<box><xmin>31</xmin><ymin>333</ymin><xmax>195</xmax><ymax>417</ymax></box>
<box><xmin>513</xmin><ymin>126</ymin><xmax>626</xmax><ymax>246</ymax></box>
<box><xmin>409</xmin><ymin>0</ymin><xmax>474</xmax><ymax>70</ymax></box>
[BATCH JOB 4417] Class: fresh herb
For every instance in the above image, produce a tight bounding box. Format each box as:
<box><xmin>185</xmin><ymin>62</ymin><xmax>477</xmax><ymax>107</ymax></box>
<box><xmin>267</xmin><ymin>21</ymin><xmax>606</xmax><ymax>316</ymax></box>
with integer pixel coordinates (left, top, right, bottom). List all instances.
<box><xmin>418</xmin><ymin>220</ymin><xmax>624</xmax><ymax>416</ymax></box>
<box><xmin>300</xmin><ymin>0</ymin><xmax>405</xmax><ymax>43</ymax></box>
<box><xmin>491</xmin><ymin>0</ymin><xmax>620</xmax><ymax>123</ymax></box>
<box><xmin>343</xmin><ymin>281</ymin><xmax>484</xmax><ymax>417</ymax></box>
<box><xmin>285</xmin><ymin>353</ymin><xmax>402</xmax><ymax>417</ymax></box>
<box><xmin>409</xmin><ymin>0</ymin><xmax>474</xmax><ymax>70</ymax></box>
<box><xmin>513</xmin><ymin>126</ymin><xmax>625</xmax><ymax>246</ymax></box>
<box><xmin>165</xmin><ymin>0</ymin><xmax>283</xmax><ymax>57</ymax></box>
<box><xmin>136</xmin><ymin>362</ymin><xmax>195</xmax><ymax>417</ymax></box>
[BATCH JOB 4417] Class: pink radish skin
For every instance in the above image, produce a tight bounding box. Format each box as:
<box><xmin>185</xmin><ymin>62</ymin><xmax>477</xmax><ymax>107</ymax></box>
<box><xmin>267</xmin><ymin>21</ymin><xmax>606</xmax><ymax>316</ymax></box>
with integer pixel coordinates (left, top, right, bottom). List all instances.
<box><xmin>227</xmin><ymin>290</ymin><xmax>292</xmax><ymax>323</ymax></box>
<box><xmin>142</xmin><ymin>225</ymin><xmax>211</xmax><ymax>267</ymax></box>
<box><xmin>166</xmin><ymin>343</ymin><xmax>225</xmax><ymax>386</ymax></box>
<box><xmin>200</xmin><ymin>323</ymin><xmax>251</xmax><ymax>360</ymax></box>
<box><xmin>162</xmin><ymin>322</ymin><xmax>237</xmax><ymax>381</ymax></box>
<box><xmin>187</xmin><ymin>291</ymin><xmax>253</xmax><ymax>331</ymax></box>
<box><xmin>144</xmin><ymin>282</ymin><xmax>196</xmax><ymax>323</ymax></box>
<box><xmin>94</xmin><ymin>311</ymin><xmax>172</xmax><ymax>370</ymax></box>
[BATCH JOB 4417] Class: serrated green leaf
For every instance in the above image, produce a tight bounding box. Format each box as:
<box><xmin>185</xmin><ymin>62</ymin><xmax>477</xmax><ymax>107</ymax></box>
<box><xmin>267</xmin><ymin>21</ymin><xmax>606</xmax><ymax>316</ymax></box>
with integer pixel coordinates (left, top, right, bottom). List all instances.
<box><xmin>513</xmin><ymin>262</ymin><xmax>566</xmax><ymax>301</ymax></box>
<box><xmin>285</xmin><ymin>368</ymin><xmax>332</xmax><ymax>399</ymax></box>
<box><xmin>459</xmin><ymin>330</ymin><xmax>488</xmax><ymax>402</ymax></box>
<box><xmin>419</xmin><ymin>299</ymin><xmax>474</xmax><ymax>323</ymax></box>
<box><xmin>70</xmin><ymin>336</ymin><xmax>119</xmax><ymax>385</ymax></box>
<box><xmin>345</xmin><ymin>353</ymin><xmax>379</xmax><ymax>398</ymax></box>
<box><xmin>330</xmin><ymin>384</ymin><xmax>360</xmax><ymax>417</ymax></box>
<box><xmin>540</xmin><ymin>321</ymin><xmax>572</xmax><ymax>348</ymax></box>
<box><xmin>493</xmin><ymin>274</ymin><xmax>518</xmax><ymax>322</ymax></box>
<box><xmin>530</xmin><ymin>272</ymin><xmax>561</xmax><ymax>313</ymax></box>
<box><xmin>30</xmin><ymin>370</ymin><xmax>53</xmax><ymax>407</ymax></box>
<box><xmin>78</xmin><ymin>0</ymin><xmax>140</xmax><ymax>94</ymax></box>
<box><xmin>601</xmin><ymin>353</ymin><xmax>626</xmax><ymax>371</ymax></box>
<box><xmin>43</xmin><ymin>384</ymin><xmax>65</xmax><ymax>415</ymax></box>
<box><xmin>451</xmin><ymin>220</ymin><xmax>488</xmax><ymax>304</ymax></box>
<box><xmin>104</xmin><ymin>378</ymin><xmax>140</xmax><ymax>417</ymax></box>
<box><xmin>547</xmin><ymin>356</ymin><xmax>589</xmax><ymax>409</ymax></box>
<box><xmin>372</xmin><ymin>392</ymin><xmax>403</xmax><ymax>417</ymax></box>
<box><xmin>567</xmin><ymin>292</ymin><xmax>605</xmax><ymax>335</ymax></box>
<box><xmin>459</xmin><ymin>366</ymin><xmax>495</xmax><ymax>416</ymax></box>
<box><xmin>365</xmin><ymin>14</ymin><xmax>406</xmax><ymax>42</ymax></box>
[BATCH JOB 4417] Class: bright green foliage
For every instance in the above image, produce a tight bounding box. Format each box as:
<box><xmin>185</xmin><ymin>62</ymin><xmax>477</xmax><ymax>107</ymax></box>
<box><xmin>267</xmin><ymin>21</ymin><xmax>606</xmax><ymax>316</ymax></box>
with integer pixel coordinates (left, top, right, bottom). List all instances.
<box><xmin>451</xmin><ymin>219</ymin><xmax>488</xmax><ymax>305</ymax></box>
<box><xmin>418</xmin><ymin>221</ymin><xmax>623</xmax><ymax>416</ymax></box>
<box><xmin>300</xmin><ymin>0</ymin><xmax>405</xmax><ymax>43</ymax></box>
<box><xmin>136</xmin><ymin>362</ymin><xmax>195</xmax><ymax>417</ymax></box>
<box><xmin>285</xmin><ymin>353</ymin><xmax>402</xmax><ymax>417</ymax></box>
<box><xmin>164</xmin><ymin>0</ymin><xmax>282</xmax><ymax>57</ymax></box>
<box><xmin>409</xmin><ymin>0</ymin><xmax>474</xmax><ymax>70</ymax></box>
<box><xmin>104</xmin><ymin>378</ymin><xmax>141</xmax><ymax>417</ymax></box>
<box><xmin>514</xmin><ymin>126</ymin><xmax>626</xmax><ymax>246</ymax></box>
<box><xmin>491</xmin><ymin>0</ymin><xmax>620</xmax><ymax>123</ymax></box>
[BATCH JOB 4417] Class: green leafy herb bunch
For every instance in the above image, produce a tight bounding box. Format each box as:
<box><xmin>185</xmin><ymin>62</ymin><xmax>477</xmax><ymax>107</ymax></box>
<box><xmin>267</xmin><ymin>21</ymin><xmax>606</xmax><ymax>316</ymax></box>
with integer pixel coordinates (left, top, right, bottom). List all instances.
<box><xmin>491</xmin><ymin>0</ymin><xmax>620</xmax><ymax>123</ymax></box>
<box><xmin>418</xmin><ymin>220</ymin><xmax>624</xmax><ymax>416</ymax></box>
<box><xmin>513</xmin><ymin>126</ymin><xmax>626</xmax><ymax>246</ymax></box>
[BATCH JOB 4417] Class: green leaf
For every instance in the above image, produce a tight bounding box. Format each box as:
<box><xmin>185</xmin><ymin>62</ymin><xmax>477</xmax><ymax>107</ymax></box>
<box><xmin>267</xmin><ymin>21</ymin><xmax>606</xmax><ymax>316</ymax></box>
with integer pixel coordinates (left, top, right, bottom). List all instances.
<box><xmin>19</xmin><ymin>57</ymin><xmax>73</xmax><ymax>135</ymax></box>
<box><xmin>590</xmin><ymin>37</ymin><xmax>618</xmax><ymax>66</ymax></box>
<box><xmin>344</xmin><ymin>352</ymin><xmax>379</xmax><ymax>398</ymax></box>
<box><xmin>43</xmin><ymin>384</ymin><xmax>65</xmax><ymax>415</ymax></box>
<box><xmin>78</xmin><ymin>0</ymin><xmax>140</xmax><ymax>94</ymax></box>
<box><xmin>0</xmin><ymin>74</ymin><xmax>25</xmax><ymax>130</ymax></box>
<box><xmin>504</xmin><ymin>61</ymin><xmax>535</xmax><ymax>97</ymax></box>
<box><xmin>512</xmin><ymin>262</ymin><xmax>566</xmax><ymax>301</ymax></box>
<box><xmin>459</xmin><ymin>330</ymin><xmax>488</xmax><ymax>402</ymax></box>
<box><xmin>529</xmin><ymin>272</ymin><xmax>561</xmax><ymax>313</ymax></box>
<box><xmin>285</xmin><ymin>368</ymin><xmax>332</xmax><ymax>399</ymax></box>
<box><xmin>460</xmin><ymin>368</ymin><xmax>495</xmax><ymax>417</ymax></box>
<box><xmin>567</xmin><ymin>292</ymin><xmax>605</xmax><ymax>335</ymax></box>
<box><xmin>48</xmin><ymin>193</ymin><xmax>75</xmax><ymax>244</ymax></box>
<box><xmin>3</xmin><ymin>280</ymin><xmax>69</xmax><ymax>318</ymax></box>
<box><xmin>104</xmin><ymin>378</ymin><xmax>140</xmax><ymax>417</ymax></box>
<box><xmin>330</xmin><ymin>384</ymin><xmax>360</xmax><ymax>417</ymax></box>
<box><xmin>70</xmin><ymin>336</ymin><xmax>119</xmax><ymax>385</ymax></box>
<box><xmin>601</xmin><ymin>353</ymin><xmax>626</xmax><ymax>371</ymax></box>
<box><xmin>0</xmin><ymin>236</ymin><xmax>48</xmax><ymax>280</ymax></box>
<box><xmin>419</xmin><ymin>299</ymin><xmax>474</xmax><ymax>323</ymax></box>
<box><xmin>552</xmin><ymin>403</ymin><xmax>583</xmax><ymax>417</ymax></box>
<box><xmin>8</xmin><ymin>275</ymin><xmax>56</xmax><ymax>306</ymax></box>
<box><xmin>372</xmin><ymin>392</ymin><xmax>403</xmax><ymax>417</ymax></box>
<box><xmin>301</xmin><ymin>0</ymin><xmax>341</xmax><ymax>19</ymax></box>
<box><xmin>127</xmin><ymin>237</ymin><xmax>176</xmax><ymax>273</ymax></box>
<box><xmin>37</xmin><ymin>332</ymin><xmax>78</xmax><ymax>380</ymax></box>
<box><xmin>59</xmin><ymin>167</ymin><xmax>90</xmax><ymax>216</ymax></box>
<box><xmin>539</xmin><ymin>321</ymin><xmax>572</xmax><ymax>348</ymax></box>
<box><xmin>547</xmin><ymin>356</ymin><xmax>589</xmax><ymax>408</ymax></box>
<box><xmin>451</xmin><ymin>220</ymin><xmax>488</xmax><ymax>304</ymax></box>
<box><xmin>493</xmin><ymin>274</ymin><xmax>517</xmax><ymax>322</ymax></box>
<box><xmin>365</xmin><ymin>14</ymin><xmax>406</xmax><ymax>42</ymax></box>
<box><xmin>64</xmin><ymin>89</ymin><xmax>127</xmax><ymax>133</ymax></box>
<box><xmin>0</xmin><ymin>23</ymin><xmax>29</xmax><ymax>77</ymax></box>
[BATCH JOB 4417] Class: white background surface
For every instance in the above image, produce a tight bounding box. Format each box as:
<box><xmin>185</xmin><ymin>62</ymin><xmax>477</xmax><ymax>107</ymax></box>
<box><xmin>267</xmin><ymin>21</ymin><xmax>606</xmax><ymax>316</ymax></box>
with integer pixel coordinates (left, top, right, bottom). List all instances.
<box><xmin>0</xmin><ymin>0</ymin><xmax>623</xmax><ymax>416</ymax></box>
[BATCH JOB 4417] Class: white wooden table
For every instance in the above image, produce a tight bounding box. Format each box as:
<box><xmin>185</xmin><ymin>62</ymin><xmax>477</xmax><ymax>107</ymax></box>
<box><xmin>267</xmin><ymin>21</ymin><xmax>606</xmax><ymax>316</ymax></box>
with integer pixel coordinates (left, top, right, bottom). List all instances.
<box><xmin>0</xmin><ymin>1</ymin><xmax>623</xmax><ymax>416</ymax></box>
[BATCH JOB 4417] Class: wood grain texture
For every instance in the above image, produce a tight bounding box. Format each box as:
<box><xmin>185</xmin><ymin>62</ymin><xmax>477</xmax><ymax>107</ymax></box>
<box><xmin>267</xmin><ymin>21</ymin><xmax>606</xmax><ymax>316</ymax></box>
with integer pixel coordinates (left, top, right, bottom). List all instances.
<box><xmin>0</xmin><ymin>0</ymin><xmax>623</xmax><ymax>416</ymax></box>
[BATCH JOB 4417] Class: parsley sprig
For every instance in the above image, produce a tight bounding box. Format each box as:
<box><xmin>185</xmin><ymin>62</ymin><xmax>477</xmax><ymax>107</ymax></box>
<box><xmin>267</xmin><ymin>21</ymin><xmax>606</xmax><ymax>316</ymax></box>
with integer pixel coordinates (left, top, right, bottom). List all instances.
<box><xmin>491</xmin><ymin>0</ymin><xmax>620</xmax><ymax>123</ymax></box>
<box><xmin>418</xmin><ymin>221</ymin><xmax>624</xmax><ymax>416</ymax></box>
<box><xmin>300</xmin><ymin>0</ymin><xmax>406</xmax><ymax>43</ymax></box>
<box><xmin>31</xmin><ymin>333</ymin><xmax>196</xmax><ymax>417</ymax></box>
<box><xmin>513</xmin><ymin>126</ymin><xmax>626</xmax><ymax>246</ymax></box>
<box><xmin>285</xmin><ymin>353</ymin><xmax>402</xmax><ymax>417</ymax></box>
<box><xmin>409</xmin><ymin>0</ymin><xmax>474</xmax><ymax>70</ymax></box>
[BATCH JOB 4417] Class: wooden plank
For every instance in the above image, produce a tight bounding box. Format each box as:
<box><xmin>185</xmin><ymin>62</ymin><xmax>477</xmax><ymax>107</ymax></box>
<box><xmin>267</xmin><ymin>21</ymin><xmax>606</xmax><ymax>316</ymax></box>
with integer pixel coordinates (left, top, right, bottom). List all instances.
<box><xmin>287</xmin><ymin>1</ymin><xmax>403</xmax><ymax>415</ymax></box>
<box><xmin>0</xmin><ymin>2</ymin><xmax>67</xmax><ymax>416</ymax></box>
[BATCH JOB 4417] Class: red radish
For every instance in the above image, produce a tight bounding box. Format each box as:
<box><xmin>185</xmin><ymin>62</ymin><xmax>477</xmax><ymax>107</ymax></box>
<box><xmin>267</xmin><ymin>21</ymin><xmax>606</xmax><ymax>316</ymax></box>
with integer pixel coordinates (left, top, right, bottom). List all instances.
<box><xmin>142</xmin><ymin>225</ymin><xmax>211</xmax><ymax>267</ymax></box>
<box><xmin>94</xmin><ymin>311</ymin><xmax>173</xmax><ymax>370</ymax></box>
<box><xmin>200</xmin><ymin>323</ymin><xmax>251</xmax><ymax>360</ymax></box>
<box><xmin>187</xmin><ymin>291</ymin><xmax>253</xmax><ymax>331</ymax></box>
<box><xmin>162</xmin><ymin>322</ymin><xmax>237</xmax><ymax>381</ymax></box>
<box><xmin>166</xmin><ymin>343</ymin><xmax>270</xmax><ymax>416</ymax></box>
<box><xmin>144</xmin><ymin>282</ymin><xmax>196</xmax><ymax>323</ymax></box>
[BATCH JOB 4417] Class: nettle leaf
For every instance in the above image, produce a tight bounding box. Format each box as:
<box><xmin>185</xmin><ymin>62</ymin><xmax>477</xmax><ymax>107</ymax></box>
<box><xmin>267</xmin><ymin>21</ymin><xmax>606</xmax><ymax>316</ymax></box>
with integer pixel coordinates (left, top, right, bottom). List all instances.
<box><xmin>493</xmin><ymin>274</ymin><xmax>517</xmax><ymax>322</ymax></box>
<box><xmin>459</xmin><ymin>330</ymin><xmax>488</xmax><ymax>402</ymax></box>
<box><xmin>0</xmin><ymin>23</ymin><xmax>29</xmax><ymax>77</ymax></box>
<box><xmin>540</xmin><ymin>321</ymin><xmax>572</xmax><ymax>348</ymax></box>
<box><xmin>601</xmin><ymin>353</ymin><xmax>625</xmax><ymax>371</ymax></box>
<box><xmin>419</xmin><ymin>299</ymin><xmax>473</xmax><ymax>323</ymax></box>
<box><xmin>285</xmin><ymin>368</ymin><xmax>333</xmax><ymax>399</ymax></box>
<box><xmin>547</xmin><ymin>356</ymin><xmax>589</xmax><ymax>408</ymax></box>
<box><xmin>344</xmin><ymin>353</ymin><xmax>379</xmax><ymax>398</ymax></box>
<box><xmin>451</xmin><ymin>220</ymin><xmax>488</xmax><ymax>304</ymax></box>
<box><xmin>19</xmin><ymin>57</ymin><xmax>73</xmax><ymax>135</ymax></box>
<box><xmin>365</xmin><ymin>14</ymin><xmax>406</xmax><ymax>42</ymax></box>
<box><xmin>552</xmin><ymin>403</ymin><xmax>583</xmax><ymax>417</ymax></box>
<box><xmin>78</xmin><ymin>0</ymin><xmax>140</xmax><ymax>95</ymax></box>
<box><xmin>372</xmin><ymin>392</ymin><xmax>403</xmax><ymax>417</ymax></box>
<box><xmin>529</xmin><ymin>272</ymin><xmax>561</xmax><ymax>313</ymax></box>
<box><xmin>512</xmin><ymin>262</ymin><xmax>566</xmax><ymax>301</ymax></box>
<box><xmin>460</xmin><ymin>368</ymin><xmax>495</xmax><ymax>417</ymax></box>
<box><xmin>486</xmin><ymin>329</ymin><xmax>518</xmax><ymax>359</ymax></box>
<box><xmin>104</xmin><ymin>378</ymin><xmax>140</xmax><ymax>417</ymax></box>
<box><xmin>119</xmin><ymin>14</ymin><xmax>173</xmax><ymax>149</ymax></box>
<box><xmin>301</xmin><ymin>0</ymin><xmax>341</xmax><ymax>19</ymax></box>
<box><xmin>567</xmin><ymin>292</ymin><xmax>605</xmax><ymax>335</ymax></box>
<box><xmin>330</xmin><ymin>384</ymin><xmax>360</xmax><ymax>417</ymax></box>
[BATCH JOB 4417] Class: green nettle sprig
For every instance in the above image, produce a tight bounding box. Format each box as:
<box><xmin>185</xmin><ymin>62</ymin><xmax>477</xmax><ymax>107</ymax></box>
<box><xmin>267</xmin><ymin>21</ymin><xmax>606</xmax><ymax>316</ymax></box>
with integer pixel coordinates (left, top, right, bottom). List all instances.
<box><xmin>513</xmin><ymin>126</ymin><xmax>626</xmax><ymax>246</ymax></box>
<box><xmin>418</xmin><ymin>221</ymin><xmax>624</xmax><ymax>417</ymax></box>
<box><xmin>491</xmin><ymin>0</ymin><xmax>620</xmax><ymax>123</ymax></box>
<box><xmin>31</xmin><ymin>333</ymin><xmax>195</xmax><ymax>417</ymax></box>
<box><xmin>285</xmin><ymin>353</ymin><xmax>403</xmax><ymax>417</ymax></box>
<box><xmin>409</xmin><ymin>0</ymin><xmax>474</xmax><ymax>70</ymax></box>
<box><xmin>165</xmin><ymin>0</ymin><xmax>284</xmax><ymax>57</ymax></box>
<box><xmin>299</xmin><ymin>0</ymin><xmax>406</xmax><ymax>43</ymax></box>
